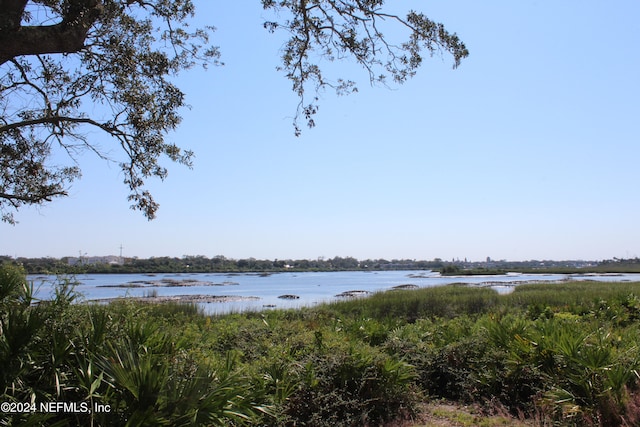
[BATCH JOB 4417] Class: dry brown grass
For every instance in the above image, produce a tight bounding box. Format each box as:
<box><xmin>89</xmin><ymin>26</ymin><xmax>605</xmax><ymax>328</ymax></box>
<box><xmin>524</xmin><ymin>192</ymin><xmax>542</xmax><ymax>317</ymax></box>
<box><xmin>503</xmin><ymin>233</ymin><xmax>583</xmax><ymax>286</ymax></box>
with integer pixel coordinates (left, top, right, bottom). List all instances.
<box><xmin>404</xmin><ymin>401</ymin><xmax>535</xmax><ymax>427</ymax></box>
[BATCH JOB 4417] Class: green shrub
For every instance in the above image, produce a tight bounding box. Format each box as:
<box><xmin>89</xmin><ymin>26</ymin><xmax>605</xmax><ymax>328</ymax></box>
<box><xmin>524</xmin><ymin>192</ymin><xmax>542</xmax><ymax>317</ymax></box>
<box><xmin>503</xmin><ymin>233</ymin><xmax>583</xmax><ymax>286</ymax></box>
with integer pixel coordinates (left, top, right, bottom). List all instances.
<box><xmin>282</xmin><ymin>344</ymin><xmax>418</xmax><ymax>426</ymax></box>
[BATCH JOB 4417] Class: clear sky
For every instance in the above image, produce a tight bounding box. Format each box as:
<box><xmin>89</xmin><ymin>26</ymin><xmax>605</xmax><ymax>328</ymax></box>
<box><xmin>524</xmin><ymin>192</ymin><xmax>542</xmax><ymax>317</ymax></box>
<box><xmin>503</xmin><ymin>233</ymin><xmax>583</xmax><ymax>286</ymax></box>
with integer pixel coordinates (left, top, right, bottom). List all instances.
<box><xmin>2</xmin><ymin>1</ymin><xmax>639</xmax><ymax>262</ymax></box>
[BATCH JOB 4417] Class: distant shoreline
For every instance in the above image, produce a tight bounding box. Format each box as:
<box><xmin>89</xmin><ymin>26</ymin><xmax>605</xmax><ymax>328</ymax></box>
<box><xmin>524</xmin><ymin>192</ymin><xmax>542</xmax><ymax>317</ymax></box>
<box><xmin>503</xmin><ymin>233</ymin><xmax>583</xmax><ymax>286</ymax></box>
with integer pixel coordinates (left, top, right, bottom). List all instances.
<box><xmin>10</xmin><ymin>254</ymin><xmax>640</xmax><ymax>276</ymax></box>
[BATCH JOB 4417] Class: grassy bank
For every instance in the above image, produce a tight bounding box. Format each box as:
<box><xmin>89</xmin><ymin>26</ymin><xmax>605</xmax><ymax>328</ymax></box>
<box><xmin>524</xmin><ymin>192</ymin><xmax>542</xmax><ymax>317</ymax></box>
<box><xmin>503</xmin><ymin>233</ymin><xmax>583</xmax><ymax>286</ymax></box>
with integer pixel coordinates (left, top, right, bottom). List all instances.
<box><xmin>3</xmin><ymin>264</ymin><xmax>640</xmax><ymax>426</ymax></box>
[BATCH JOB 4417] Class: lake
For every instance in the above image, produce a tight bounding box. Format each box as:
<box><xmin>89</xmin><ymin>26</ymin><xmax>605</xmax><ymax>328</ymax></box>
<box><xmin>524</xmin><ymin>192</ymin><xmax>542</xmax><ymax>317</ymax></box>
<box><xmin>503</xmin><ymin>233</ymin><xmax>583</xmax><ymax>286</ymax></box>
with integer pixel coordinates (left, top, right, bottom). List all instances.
<box><xmin>27</xmin><ymin>271</ymin><xmax>640</xmax><ymax>315</ymax></box>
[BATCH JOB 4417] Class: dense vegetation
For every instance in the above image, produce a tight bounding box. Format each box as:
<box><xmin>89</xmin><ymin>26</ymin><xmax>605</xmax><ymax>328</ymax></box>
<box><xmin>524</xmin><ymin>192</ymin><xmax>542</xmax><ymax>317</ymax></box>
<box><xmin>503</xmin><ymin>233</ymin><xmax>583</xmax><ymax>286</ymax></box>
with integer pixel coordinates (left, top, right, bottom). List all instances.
<box><xmin>8</xmin><ymin>254</ymin><xmax>640</xmax><ymax>275</ymax></box>
<box><xmin>3</xmin><ymin>263</ymin><xmax>640</xmax><ymax>425</ymax></box>
<box><xmin>4</xmin><ymin>255</ymin><xmax>444</xmax><ymax>275</ymax></box>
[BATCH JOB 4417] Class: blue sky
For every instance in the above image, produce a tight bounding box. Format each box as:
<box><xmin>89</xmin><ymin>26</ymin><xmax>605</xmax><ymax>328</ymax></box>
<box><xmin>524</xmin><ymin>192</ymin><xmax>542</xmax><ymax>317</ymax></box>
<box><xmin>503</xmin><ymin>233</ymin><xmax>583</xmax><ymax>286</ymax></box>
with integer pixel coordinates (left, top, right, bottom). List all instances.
<box><xmin>2</xmin><ymin>1</ymin><xmax>639</xmax><ymax>261</ymax></box>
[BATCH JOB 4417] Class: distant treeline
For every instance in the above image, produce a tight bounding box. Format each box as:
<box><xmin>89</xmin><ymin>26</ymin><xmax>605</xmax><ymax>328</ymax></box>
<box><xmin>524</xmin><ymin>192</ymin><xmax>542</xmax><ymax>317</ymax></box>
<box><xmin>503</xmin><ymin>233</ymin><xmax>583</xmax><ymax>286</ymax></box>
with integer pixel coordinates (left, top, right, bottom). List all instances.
<box><xmin>4</xmin><ymin>254</ymin><xmax>640</xmax><ymax>275</ymax></box>
<box><xmin>3</xmin><ymin>255</ymin><xmax>442</xmax><ymax>275</ymax></box>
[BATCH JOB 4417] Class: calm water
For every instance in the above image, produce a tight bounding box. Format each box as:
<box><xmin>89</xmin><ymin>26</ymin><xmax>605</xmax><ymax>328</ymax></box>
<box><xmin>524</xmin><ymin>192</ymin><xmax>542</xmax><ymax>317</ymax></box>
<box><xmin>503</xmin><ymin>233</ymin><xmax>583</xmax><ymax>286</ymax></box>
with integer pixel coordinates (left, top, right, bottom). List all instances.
<box><xmin>27</xmin><ymin>271</ymin><xmax>640</xmax><ymax>315</ymax></box>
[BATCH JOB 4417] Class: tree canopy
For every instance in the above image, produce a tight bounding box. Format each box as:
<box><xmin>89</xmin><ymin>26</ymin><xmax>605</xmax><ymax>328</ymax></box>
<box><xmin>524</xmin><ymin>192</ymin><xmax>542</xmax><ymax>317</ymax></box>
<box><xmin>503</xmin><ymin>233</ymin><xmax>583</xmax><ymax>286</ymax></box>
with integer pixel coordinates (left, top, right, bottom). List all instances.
<box><xmin>0</xmin><ymin>0</ymin><xmax>468</xmax><ymax>223</ymax></box>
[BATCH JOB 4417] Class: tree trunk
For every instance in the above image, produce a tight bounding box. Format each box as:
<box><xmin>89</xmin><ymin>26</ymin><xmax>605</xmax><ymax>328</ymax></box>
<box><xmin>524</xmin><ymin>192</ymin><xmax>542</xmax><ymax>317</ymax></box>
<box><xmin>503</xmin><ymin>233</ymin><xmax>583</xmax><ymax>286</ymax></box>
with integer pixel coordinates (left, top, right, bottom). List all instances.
<box><xmin>0</xmin><ymin>0</ymin><xmax>103</xmax><ymax>65</ymax></box>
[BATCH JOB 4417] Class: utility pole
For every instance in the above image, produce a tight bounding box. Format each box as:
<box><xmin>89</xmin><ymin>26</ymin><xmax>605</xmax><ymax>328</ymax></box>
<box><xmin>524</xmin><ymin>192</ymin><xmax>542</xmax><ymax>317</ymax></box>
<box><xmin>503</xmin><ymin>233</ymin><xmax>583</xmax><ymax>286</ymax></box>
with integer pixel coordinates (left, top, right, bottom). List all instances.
<box><xmin>119</xmin><ymin>244</ymin><xmax>124</xmax><ymax>264</ymax></box>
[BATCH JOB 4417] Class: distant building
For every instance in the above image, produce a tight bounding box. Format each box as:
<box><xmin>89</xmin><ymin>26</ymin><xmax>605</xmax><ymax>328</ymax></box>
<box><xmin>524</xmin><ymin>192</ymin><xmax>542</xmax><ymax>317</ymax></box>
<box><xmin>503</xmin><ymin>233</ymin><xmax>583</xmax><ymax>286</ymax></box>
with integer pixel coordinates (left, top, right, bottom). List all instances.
<box><xmin>67</xmin><ymin>255</ymin><xmax>123</xmax><ymax>266</ymax></box>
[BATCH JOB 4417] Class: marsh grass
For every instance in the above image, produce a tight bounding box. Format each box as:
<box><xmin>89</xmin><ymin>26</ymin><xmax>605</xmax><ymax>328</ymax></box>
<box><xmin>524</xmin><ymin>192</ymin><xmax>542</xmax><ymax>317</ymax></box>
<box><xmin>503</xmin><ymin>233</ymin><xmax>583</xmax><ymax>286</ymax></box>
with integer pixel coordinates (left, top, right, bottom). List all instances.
<box><xmin>328</xmin><ymin>284</ymin><xmax>501</xmax><ymax>322</ymax></box>
<box><xmin>505</xmin><ymin>280</ymin><xmax>640</xmax><ymax>306</ymax></box>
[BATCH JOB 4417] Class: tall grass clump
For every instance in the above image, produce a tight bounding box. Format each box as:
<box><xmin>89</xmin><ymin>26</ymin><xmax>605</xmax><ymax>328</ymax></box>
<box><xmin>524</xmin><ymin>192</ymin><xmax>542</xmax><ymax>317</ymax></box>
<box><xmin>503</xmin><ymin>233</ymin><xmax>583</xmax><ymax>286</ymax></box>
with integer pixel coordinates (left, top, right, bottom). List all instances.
<box><xmin>329</xmin><ymin>284</ymin><xmax>500</xmax><ymax>322</ymax></box>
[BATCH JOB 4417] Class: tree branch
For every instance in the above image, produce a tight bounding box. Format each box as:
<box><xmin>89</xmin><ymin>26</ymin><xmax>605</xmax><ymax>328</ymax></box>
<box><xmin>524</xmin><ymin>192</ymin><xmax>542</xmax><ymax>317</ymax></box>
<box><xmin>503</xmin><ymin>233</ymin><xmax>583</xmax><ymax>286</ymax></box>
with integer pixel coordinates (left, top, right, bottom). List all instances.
<box><xmin>0</xmin><ymin>0</ymin><xmax>104</xmax><ymax>65</ymax></box>
<box><xmin>0</xmin><ymin>115</ymin><xmax>115</xmax><ymax>134</ymax></box>
<box><xmin>0</xmin><ymin>190</ymin><xmax>67</xmax><ymax>203</ymax></box>
<box><xmin>0</xmin><ymin>0</ymin><xmax>27</xmax><ymax>31</ymax></box>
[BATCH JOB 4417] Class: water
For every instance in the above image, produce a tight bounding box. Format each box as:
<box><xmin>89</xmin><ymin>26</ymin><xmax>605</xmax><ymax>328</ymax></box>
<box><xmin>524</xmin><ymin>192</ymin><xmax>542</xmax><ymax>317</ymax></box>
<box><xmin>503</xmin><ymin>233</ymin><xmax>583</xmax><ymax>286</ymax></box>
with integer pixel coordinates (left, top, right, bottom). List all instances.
<box><xmin>27</xmin><ymin>271</ymin><xmax>640</xmax><ymax>315</ymax></box>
